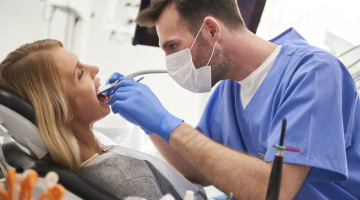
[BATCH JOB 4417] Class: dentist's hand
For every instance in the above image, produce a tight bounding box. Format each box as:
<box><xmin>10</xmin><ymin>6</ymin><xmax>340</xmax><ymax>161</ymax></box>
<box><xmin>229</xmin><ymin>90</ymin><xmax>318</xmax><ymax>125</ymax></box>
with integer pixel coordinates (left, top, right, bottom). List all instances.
<box><xmin>104</xmin><ymin>72</ymin><xmax>124</xmax><ymax>101</ymax></box>
<box><xmin>110</xmin><ymin>77</ymin><xmax>183</xmax><ymax>142</ymax></box>
<box><xmin>105</xmin><ymin>72</ymin><xmax>139</xmax><ymax>125</ymax></box>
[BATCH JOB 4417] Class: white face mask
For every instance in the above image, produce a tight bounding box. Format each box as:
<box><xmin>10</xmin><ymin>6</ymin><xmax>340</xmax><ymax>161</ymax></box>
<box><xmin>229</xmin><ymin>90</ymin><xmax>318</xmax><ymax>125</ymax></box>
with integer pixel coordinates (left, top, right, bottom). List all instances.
<box><xmin>166</xmin><ymin>24</ymin><xmax>217</xmax><ymax>93</ymax></box>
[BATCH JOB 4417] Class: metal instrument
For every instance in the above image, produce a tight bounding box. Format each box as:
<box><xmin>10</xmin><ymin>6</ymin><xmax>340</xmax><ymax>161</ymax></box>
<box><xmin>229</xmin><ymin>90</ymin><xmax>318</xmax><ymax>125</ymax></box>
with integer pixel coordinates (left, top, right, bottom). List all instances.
<box><xmin>97</xmin><ymin>70</ymin><xmax>167</xmax><ymax>95</ymax></box>
<box><xmin>0</xmin><ymin>142</ymin><xmax>8</xmax><ymax>177</ymax></box>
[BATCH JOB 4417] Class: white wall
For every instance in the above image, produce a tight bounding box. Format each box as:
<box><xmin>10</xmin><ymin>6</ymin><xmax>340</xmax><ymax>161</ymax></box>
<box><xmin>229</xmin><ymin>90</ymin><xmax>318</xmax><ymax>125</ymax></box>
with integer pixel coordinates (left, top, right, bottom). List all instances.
<box><xmin>0</xmin><ymin>0</ymin><xmax>47</xmax><ymax>58</ymax></box>
<box><xmin>86</xmin><ymin>0</ymin><xmax>211</xmax><ymax>128</ymax></box>
<box><xmin>1</xmin><ymin>0</ymin><xmax>359</xmax><ymax>124</ymax></box>
<box><xmin>0</xmin><ymin>0</ymin><xmax>216</xmax><ymax>194</ymax></box>
<box><xmin>0</xmin><ymin>0</ymin><xmax>211</xmax><ymax>129</ymax></box>
<box><xmin>3</xmin><ymin>0</ymin><xmax>358</xmax><ymax>133</ymax></box>
<box><xmin>1</xmin><ymin>0</ymin><xmax>359</xmax><ymax>197</ymax></box>
<box><xmin>257</xmin><ymin>0</ymin><xmax>360</xmax><ymax>49</ymax></box>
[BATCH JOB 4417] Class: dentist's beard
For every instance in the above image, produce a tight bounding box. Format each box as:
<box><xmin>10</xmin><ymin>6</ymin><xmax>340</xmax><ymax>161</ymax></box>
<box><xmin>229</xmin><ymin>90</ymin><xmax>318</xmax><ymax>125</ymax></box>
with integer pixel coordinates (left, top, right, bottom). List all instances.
<box><xmin>193</xmin><ymin>35</ymin><xmax>232</xmax><ymax>87</ymax></box>
<box><xmin>210</xmin><ymin>49</ymin><xmax>232</xmax><ymax>87</ymax></box>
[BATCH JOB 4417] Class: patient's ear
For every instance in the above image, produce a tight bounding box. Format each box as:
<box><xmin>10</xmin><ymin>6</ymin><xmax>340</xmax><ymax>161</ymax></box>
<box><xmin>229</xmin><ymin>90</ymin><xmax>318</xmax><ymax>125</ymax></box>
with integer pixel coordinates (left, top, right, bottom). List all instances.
<box><xmin>67</xmin><ymin>112</ymin><xmax>74</xmax><ymax>122</ymax></box>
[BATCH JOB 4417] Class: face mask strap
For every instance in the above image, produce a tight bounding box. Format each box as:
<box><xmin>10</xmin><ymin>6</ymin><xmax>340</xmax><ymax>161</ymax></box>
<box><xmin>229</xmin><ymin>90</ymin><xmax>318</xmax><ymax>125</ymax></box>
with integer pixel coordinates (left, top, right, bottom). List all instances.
<box><xmin>190</xmin><ymin>23</ymin><xmax>205</xmax><ymax>51</ymax></box>
<box><xmin>206</xmin><ymin>42</ymin><xmax>217</xmax><ymax>66</ymax></box>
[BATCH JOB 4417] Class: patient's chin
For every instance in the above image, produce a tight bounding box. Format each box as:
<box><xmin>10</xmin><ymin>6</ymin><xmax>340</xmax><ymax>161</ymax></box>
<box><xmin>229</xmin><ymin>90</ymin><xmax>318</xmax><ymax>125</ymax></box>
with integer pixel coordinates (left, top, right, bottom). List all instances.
<box><xmin>85</xmin><ymin>101</ymin><xmax>111</xmax><ymax>123</ymax></box>
<box><xmin>103</xmin><ymin>107</ymin><xmax>111</xmax><ymax>116</ymax></box>
<box><xmin>99</xmin><ymin>105</ymin><xmax>111</xmax><ymax>119</ymax></box>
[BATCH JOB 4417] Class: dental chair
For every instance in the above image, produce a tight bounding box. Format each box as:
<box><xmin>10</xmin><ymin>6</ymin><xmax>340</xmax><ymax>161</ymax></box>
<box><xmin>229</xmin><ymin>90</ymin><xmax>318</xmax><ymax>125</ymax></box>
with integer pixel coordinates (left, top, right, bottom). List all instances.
<box><xmin>0</xmin><ymin>87</ymin><xmax>120</xmax><ymax>200</ymax></box>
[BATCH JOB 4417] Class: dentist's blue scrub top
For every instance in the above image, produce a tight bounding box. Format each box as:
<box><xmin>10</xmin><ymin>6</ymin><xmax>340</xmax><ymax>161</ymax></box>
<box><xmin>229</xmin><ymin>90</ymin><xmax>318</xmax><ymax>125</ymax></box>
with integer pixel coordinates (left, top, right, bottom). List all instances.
<box><xmin>196</xmin><ymin>28</ymin><xmax>360</xmax><ymax>199</ymax></box>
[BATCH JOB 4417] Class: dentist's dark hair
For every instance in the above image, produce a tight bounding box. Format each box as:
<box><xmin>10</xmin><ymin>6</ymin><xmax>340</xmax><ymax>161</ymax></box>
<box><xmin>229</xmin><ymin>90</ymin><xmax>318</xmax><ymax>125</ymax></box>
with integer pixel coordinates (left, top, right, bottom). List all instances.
<box><xmin>136</xmin><ymin>0</ymin><xmax>246</xmax><ymax>35</ymax></box>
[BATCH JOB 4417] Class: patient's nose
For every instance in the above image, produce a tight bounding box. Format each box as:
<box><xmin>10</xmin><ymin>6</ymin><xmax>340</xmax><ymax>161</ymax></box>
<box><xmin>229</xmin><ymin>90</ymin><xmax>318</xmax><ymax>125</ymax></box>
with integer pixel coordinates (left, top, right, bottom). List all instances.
<box><xmin>90</xmin><ymin>65</ymin><xmax>99</xmax><ymax>80</ymax></box>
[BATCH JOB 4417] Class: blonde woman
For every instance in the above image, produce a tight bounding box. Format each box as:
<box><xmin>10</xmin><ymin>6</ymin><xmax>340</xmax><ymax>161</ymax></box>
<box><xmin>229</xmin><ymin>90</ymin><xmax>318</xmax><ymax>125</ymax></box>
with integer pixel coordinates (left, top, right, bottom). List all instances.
<box><xmin>0</xmin><ymin>39</ymin><xmax>207</xmax><ymax>200</ymax></box>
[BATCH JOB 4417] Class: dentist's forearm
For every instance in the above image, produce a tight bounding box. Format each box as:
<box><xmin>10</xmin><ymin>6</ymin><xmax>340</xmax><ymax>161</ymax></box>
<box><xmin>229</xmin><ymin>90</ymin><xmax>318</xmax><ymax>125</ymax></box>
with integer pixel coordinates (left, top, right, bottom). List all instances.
<box><xmin>149</xmin><ymin>134</ymin><xmax>211</xmax><ymax>186</ymax></box>
<box><xmin>169</xmin><ymin>123</ymin><xmax>270</xmax><ymax>199</ymax></box>
<box><xmin>169</xmin><ymin>123</ymin><xmax>310</xmax><ymax>200</ymax></box>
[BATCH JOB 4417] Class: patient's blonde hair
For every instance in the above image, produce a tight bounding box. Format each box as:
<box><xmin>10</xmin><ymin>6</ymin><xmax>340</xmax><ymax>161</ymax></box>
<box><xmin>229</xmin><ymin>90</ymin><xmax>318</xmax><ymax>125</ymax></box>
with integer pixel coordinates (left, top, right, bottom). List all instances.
<box><xmin>0</xmin><ymin>39</ymin><xmax>81</xmax><ymax>171</ymax></box>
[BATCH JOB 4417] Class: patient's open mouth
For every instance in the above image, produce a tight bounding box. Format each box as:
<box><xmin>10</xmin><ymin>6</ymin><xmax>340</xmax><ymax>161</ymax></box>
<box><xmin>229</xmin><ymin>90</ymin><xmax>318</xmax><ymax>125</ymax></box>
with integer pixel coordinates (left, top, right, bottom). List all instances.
<box><xmin>97</xmin><ymin>93</ymin><xmax>109</xmax><ymax>102</ymax></box>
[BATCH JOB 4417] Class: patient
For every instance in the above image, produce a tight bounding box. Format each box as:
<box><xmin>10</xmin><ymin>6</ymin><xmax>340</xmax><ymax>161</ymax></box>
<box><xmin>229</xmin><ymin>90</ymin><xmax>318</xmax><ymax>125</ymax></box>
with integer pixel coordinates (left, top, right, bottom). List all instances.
<box><xmin>0</xmin><ymin>39</ymin><xmax>207</xmax><ymax>200</ymax></box>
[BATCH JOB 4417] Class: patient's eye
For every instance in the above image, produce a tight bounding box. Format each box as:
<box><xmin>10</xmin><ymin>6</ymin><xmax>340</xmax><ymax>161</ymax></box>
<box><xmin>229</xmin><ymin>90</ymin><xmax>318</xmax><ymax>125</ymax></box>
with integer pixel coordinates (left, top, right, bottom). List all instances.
<box><xmin>79</xmin><ymin>71</ymin><xmax>84</xmax><ymax>79</ymax></box>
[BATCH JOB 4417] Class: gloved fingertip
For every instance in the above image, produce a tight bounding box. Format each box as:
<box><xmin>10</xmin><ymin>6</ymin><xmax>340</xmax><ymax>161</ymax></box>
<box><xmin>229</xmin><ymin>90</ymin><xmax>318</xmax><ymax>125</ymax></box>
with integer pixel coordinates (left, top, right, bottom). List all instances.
<box><xmin>118</xmin><ymin>76</ymin><xmax>127</xmax><ymax>81</ymax></box>
<box><xmin>113</xmin><ymin>73</ymin><xmax>124</xmax><ymax>80</ymax></box>
<box><xmin>108</xmin><ymin>89</ymin><xmax>113</xmax><ymax>96</ymax></box>
<box><xmin>109</xmin><ymin>72</ymin><xmax>121</xmax><ymax>82</ymax></box>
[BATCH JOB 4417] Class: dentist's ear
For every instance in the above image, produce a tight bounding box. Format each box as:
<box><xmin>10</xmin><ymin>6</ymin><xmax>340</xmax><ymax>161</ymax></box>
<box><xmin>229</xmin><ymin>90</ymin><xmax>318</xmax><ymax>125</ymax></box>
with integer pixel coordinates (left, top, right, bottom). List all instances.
<box><xmin>203</xmin><ymin>17</ymin><xmax>222</xmax><ymax>43</ymax></box>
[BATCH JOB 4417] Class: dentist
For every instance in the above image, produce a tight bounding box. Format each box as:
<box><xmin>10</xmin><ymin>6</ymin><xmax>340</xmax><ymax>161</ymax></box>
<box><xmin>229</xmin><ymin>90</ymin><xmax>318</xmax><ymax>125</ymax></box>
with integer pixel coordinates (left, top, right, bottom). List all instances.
<box><xmin>108</xmin><ymin>0</ymin><xmax>360</xmax><ymax>199</ymax></box>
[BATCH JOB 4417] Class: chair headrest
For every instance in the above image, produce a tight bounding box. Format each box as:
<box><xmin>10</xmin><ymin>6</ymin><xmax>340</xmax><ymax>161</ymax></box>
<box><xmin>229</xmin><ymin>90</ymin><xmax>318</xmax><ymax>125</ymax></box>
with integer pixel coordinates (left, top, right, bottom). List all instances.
<box><xmin>0</xmin><ymin>87</ymin><xmax>48</xmax><ymax>158</ymax></box>
<box><xmin>0</xmin><ymin>87</ymin><xmax>36</xmax><ymax>125</ymax></box>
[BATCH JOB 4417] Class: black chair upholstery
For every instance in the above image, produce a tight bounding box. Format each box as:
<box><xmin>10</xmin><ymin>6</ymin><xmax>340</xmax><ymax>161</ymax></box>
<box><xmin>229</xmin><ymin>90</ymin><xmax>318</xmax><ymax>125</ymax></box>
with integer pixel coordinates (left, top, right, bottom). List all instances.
<box><xmin>3</xmin><ymin>141</ymin><xmax>119</xmax><ymax>200</ymax></box>
<box><xmin>0</xmin><ymin>87</ymin><xmax>120</xmax><ymax>200</ymax></box>
<box><xmin>0</xmin><ymin>87</ymin><xmax>36</xmax><ymax>124</ymax></box>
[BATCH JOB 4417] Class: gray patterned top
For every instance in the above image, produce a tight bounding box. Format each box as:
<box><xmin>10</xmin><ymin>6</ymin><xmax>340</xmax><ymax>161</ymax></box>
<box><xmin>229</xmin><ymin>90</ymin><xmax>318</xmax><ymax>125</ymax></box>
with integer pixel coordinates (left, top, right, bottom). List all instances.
<box><xmin>78</xmin><ymin>153</ymin><xmax>207</xmax><ymax>200</ymax></box>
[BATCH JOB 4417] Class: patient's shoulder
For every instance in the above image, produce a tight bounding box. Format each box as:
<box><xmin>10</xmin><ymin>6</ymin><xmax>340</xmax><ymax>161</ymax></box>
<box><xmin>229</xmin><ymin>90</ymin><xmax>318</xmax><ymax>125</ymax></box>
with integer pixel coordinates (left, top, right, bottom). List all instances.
<box><xmin>78</xmin><ymin>153</ymin><xmax>159</xmax><ymax>197</ymax></box>
<box><xmin>79</xmin><ymin>153</ymin><xmax>156</xmax><ymax>182</ymax></box>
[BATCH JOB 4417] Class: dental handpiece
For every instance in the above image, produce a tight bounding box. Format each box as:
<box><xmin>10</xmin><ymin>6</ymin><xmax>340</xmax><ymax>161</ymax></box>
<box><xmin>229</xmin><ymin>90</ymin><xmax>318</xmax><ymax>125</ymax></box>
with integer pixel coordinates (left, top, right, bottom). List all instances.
<box><xmin>97</xmin><ymin>70</ymin><xmax>167</xmax><ymax>95</ymax></box>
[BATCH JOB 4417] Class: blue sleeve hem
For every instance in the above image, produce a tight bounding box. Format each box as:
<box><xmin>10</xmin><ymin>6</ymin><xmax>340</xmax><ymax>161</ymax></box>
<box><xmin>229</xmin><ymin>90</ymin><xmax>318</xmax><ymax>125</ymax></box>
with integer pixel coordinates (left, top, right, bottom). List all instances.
<box><xmin>264</xmin><ymin>151</ymin><xmax>348</xmax><ymax>182</ymax></box>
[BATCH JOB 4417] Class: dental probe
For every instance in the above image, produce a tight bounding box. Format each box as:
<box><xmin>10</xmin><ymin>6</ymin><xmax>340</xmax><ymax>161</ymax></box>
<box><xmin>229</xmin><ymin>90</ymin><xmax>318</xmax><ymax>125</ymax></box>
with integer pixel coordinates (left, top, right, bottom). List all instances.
<box><xmin>97</xmin><ymin>70</ymin><xmax>167</xmax><ymax>95</ymax></box>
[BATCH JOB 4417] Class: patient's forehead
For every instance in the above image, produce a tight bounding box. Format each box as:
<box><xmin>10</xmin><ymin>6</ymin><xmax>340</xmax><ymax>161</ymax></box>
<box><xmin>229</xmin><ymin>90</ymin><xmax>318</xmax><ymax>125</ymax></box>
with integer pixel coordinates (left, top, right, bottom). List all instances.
<box><xmin>50</xmin><ymin>47</ymin><xmax>79</xmax><ymax>85</ymax></box>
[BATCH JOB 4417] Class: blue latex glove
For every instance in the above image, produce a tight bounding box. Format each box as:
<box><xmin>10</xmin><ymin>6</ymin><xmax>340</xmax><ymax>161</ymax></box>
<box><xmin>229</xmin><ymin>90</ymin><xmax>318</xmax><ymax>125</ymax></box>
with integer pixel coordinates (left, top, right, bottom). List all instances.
<box><xmin>103</xmin><ymin>72</ymin><xmax>124</xmax><ymax>102</ymax></box>
<box><xmin>104</xmin><ymin>72</ymin><xmax>159</xmax><ymax>134</ymax></box>
<box><xmin>110</xmin><ymin>77</ymin><xmax>183</xmax><ymax>142</ymax></box>
<box><xmin>105</xmin><ymin>72</ymin><xmax>140</xmax><ymax>125</ymax></box>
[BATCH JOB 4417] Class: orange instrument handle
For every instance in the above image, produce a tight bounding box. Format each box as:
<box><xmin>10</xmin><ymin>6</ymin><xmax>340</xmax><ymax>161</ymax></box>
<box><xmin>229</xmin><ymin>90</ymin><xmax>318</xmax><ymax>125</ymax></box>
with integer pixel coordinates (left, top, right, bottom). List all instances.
<box><xmin>5</xmin><ymin>168</ymin><xmax>16</xmax><ymax>200</ymax></box>
<box><xmin>20</xmin><ymin>170</ymin><xmax>38</xmax><ymax>200</ymax></box>
<box><xmin>49</xmin><ymin>184</ymin><xmax>65</xmax><ymax>200</ymax></box>
<box><xmin>0</xmin><ymin>188</ymin><xmax>9</xmax><ymax>200</ymax></box>
<box><xmin>38</xmin><ymin>191</ymin><xmax>55</xmax><ymax>200</ymax></box>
